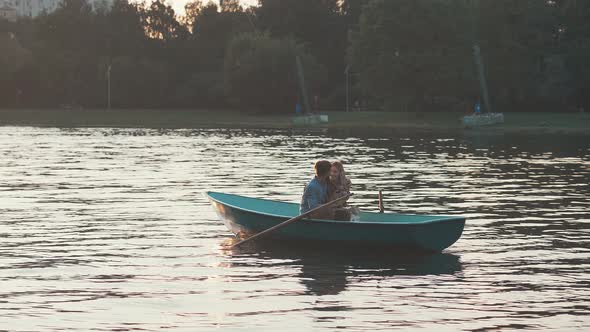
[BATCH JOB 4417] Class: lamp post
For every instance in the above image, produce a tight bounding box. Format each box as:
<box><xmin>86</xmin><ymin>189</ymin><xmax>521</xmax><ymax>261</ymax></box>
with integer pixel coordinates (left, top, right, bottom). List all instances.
<box><xmin>106</xmin><ymin>64</ymin><xmax>111</xmax><ymax>110</ymax></box>
<box><xmin>345</xmin><ymin>64</ymin><xmax>350</xmax><ymax>112</ymax></box>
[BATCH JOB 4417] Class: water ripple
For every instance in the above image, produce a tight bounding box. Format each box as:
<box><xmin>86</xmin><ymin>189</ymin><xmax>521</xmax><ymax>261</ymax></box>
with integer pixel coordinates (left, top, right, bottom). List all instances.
<box><xmin>0</xmin><ymin>127</ymin><xmax>588</xmax><ymax>331</ymax></box>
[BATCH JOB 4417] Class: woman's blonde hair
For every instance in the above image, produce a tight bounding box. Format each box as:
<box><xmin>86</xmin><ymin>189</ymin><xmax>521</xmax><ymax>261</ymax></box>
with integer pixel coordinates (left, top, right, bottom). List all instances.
<box><xmin>331</xmin><ymin>161</ymin><xmax>347</xmax><ymax>185</ymax></box>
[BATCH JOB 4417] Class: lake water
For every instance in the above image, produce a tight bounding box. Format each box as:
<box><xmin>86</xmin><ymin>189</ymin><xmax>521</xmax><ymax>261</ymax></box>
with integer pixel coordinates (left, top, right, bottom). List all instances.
<box><xmin>0</xmin><ymin>127</ymin><xmax>589</xmax><ymax>331</ymax></box>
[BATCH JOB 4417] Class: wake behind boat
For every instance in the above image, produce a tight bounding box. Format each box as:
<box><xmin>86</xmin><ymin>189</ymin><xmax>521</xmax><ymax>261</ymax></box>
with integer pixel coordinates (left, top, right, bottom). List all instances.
<box><xmin>206</xmin><ymin>191</ymin><xmax>465</xmax><ymax>252</ymax></box>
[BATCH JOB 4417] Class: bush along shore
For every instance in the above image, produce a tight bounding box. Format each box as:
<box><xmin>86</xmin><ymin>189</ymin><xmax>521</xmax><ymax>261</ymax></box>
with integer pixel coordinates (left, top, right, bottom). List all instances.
<box><xmin>1</xmin><ymin>0</ymin><xmax>590</xmax><ymax>114</ymax></box>
<box><xmin>1</xmin><ymin>109</ymin><xmax>589</xmax><ymax>135</ymax></box>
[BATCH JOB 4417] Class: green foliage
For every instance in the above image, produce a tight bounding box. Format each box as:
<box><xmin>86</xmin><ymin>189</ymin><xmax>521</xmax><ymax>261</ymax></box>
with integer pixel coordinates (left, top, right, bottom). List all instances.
<box><xmin>144</xmin><ymin>0</ymin><xmax>187</xmax><ymax>42</ymax></box>
<box><xmin>224</xmin><ymin>32</ymin><xmax>324</xmax><ymax>111</ymax></box>
<box><xmin>0</xmin><ymin>32</ymin><xmax>32</xmax><ymax>107</ymax></box>
<box><xmin>350</xmin><ymin>0</ymin><xmax>472</xmax><ymax>111</ymax></box>
<box><xmin>189</xmin><ymin>2</ymin><xmax>254</xmax><ymax>68</ymax></box>
<box><xmin>0</xmin><ymin>32</ymin><xmax>31</xmax><ymax>77</ymax></box>
<box><xmin>256</xmin><ymin>0</ymin><xmax>346</xmax><ymax>97</ymax></box>
<box><xmin>173</xmin><ymin>71</ymin><xmax>226</xmax><ymax>108</ymax></box>
<box><xmin>350</xmin><ymin>0</ymin><xmax>588</xmax><ymax>112</ymax></box>
<box><xmin>105</xmin><ymin>0</ymin><xmax>149</xmax><ymax>56</ymax></box>
<box><xmin>182</xmin><ymin>0</ymin><xmax>202</xmax><ymax>27</ymax></box>
<box><xmin>220</xmin><ymin>0</ymin><xmax>242</xmax><ymax>13</ymax></box>
<box><xmin>560</xmin><ymin>0</ymin><xmax>590</xmax><ymax>108</ymax></box>
<box><xmin>1</xmin><ymin>0</ymin><xmax>589</xmax><ymax>111</ymax></box>
<box><xmin>475</xmin><ymin>0</ymin><xmax>558</xmax><ymax>109</ymax></box>
<box><xmin>341</xmin><ymin>0</ymin><xmax>371</xmax><ymax>28</ymax></box>
<box><xmin>109</xmin><ymin>56</ymin><xmax>171</xmax><ymax>108</ymax></box>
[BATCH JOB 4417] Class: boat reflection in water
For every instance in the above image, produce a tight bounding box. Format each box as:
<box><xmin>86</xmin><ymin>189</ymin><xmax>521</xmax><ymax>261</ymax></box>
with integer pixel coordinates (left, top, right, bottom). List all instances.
<box><xmin>222</xmin><ymin>238</ymin><xmax>463</xmax><ymax>296</ymax></box>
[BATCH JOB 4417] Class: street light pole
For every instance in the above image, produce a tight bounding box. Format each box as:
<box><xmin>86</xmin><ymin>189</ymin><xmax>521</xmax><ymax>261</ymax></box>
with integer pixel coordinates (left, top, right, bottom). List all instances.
<box><xmin>107</xmin><ymin>64</ymin><xmax>111</xmax><ymax>110</ymax></box>
<box><xmin>345</xmin><ymin>64</ymin><xmax>350</xmax><ymax>112</ymax></box>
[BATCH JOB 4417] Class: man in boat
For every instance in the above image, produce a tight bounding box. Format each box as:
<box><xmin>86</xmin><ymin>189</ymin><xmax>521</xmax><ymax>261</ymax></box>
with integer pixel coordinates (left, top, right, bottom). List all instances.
<box><xmin>300</xmin><ymin>160</ymin><xmax>332</xmax><ymax>218</ymax></box>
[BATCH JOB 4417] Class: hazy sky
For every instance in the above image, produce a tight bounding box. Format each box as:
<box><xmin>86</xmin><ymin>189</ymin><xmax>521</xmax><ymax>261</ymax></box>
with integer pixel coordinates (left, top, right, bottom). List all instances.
<box><xmin>167</xmin><ymin>0</ymin><xmax>258</xmax><ymax>15</ymax></box>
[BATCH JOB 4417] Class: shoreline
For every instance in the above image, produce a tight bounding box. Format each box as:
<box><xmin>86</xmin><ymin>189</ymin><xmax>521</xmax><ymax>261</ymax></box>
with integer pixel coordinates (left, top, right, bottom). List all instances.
<box><xmin>1</xmin><ymin>109</ymin><xmax>589</xmax><ymax>135</ymax></box>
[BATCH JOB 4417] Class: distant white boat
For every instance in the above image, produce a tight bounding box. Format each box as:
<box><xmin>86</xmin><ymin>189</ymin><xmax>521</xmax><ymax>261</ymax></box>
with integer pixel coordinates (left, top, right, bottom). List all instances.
<box><xmin>462</xmin><ymin>113</ymin><xmax>504</xmax><ymax>127</ymax></box>
<box><xmin>292</xmin><ymin>114</ymin><xmax>329</xmax><ymax>126</ymax></box>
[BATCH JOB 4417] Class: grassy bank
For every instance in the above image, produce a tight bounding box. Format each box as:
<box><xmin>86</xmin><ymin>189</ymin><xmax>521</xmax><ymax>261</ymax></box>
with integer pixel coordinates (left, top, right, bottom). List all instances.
<box><xmin>328</xmin><ymin>111</ymin><xmax>590</xmax><ymax>134</ymax></box>
<box><xmin>0</xmin><ymin>109</ymin><xmax>291</xmax><ymax>129</ymax></box>
<box><xmin>1</xmin><ymin>109</ymin><xmax>589</xmax><ymax>134</ymax></box>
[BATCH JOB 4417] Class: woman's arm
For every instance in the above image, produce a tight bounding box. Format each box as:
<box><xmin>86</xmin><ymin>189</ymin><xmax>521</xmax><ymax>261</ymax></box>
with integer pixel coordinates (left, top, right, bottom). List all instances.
<box><xmin>344</xmin><ymin>178</ymin><xmax>352</xmax><ymax>195</ymax></box>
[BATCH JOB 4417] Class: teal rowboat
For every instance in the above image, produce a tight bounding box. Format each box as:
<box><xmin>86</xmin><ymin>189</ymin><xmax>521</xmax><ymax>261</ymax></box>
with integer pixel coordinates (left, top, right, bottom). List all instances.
<box><xmin>206</xmin><ymin>192</ymin><xmax>465</xmax><ymax>252</ymax></box>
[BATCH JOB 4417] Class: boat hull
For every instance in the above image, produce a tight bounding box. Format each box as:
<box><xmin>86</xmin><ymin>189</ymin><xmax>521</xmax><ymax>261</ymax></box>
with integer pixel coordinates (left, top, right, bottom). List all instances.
<box><xmin>207</xmin><ymin>192</ymin><xmax>465</xmax><ymax>252</ymax></box>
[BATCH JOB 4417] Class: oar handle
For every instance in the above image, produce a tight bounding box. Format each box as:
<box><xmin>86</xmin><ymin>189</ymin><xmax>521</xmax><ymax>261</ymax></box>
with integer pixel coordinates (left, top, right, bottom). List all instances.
<box><xmin>230</xmin><ymin>193</ymin><xmax>353</xmax><ymax>248</ymax></box>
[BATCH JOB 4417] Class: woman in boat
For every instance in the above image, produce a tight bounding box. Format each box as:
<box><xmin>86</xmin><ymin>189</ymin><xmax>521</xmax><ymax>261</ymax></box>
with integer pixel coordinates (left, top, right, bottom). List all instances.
<box><xmin>328</xmin><ymin>161</ymin><xmax>359</xmax><ymax>221</ymax></box>
<box><xmin>328</xmin><ymin>161</ymin><xmax>351</xmax><ymax>203</ymax></box>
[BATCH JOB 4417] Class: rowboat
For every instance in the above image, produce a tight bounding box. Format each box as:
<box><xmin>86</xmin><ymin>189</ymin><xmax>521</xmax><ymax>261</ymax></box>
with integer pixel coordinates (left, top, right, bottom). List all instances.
<box><xmin>206</xmin><ymin>191</ymin><xmax>465</xmax><ymax>252</ymax></box>
<box><xmin>462</xmin><ymin>112</ymin><xmax>505</xmax><ymax>127</ymax></box>
<box><xmin>292</xmin><ymin>114</ymin><xmax>329</xmax><ymax>126</ymax></box>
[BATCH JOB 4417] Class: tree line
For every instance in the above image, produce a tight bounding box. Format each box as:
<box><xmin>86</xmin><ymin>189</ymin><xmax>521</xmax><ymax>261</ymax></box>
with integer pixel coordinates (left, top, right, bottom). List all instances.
<box><xmin>1</xmin><ymin>0</ymin><xmax>589</xmax><ymax>113</ymax></box>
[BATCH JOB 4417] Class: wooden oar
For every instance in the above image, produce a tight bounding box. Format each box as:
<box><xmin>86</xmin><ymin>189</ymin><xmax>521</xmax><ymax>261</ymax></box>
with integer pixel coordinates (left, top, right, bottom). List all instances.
<box><xmin>230</xmin><ymin>193</ymin><xmax>352</xmax><ymax>248</ymax></box>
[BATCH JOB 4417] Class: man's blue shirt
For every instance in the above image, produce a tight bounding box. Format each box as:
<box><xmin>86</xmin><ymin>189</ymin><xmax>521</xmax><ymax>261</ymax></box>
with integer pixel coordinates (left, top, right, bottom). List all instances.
<box><xmin>300</xmin><ymin>177</ymin><xmax>328</xmax><ymax>214</ymax></box>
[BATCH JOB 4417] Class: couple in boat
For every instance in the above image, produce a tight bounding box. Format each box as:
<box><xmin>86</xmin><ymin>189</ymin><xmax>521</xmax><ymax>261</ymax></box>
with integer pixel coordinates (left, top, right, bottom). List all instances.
<box><xmin>300</xmin><ymin>160</ymin><xmax>359</xmax><ymax>221</ymax></box>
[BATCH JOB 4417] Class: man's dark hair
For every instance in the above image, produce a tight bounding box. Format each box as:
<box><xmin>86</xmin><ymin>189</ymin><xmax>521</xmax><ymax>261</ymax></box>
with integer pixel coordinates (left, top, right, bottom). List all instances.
<box><xmin>315</xmin><ymin>160</ymin><xmax>332</xmax><ymax>177</ymax></box>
